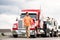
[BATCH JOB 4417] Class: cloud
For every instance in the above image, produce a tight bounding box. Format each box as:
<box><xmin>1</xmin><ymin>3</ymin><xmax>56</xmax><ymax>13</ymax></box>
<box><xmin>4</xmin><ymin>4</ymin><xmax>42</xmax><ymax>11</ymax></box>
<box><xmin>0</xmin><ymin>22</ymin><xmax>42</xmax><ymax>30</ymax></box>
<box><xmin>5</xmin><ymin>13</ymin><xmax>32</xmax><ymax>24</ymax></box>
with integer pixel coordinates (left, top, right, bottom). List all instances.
<box><xmin>0</xmin><ymin>14</ymin><xmax>18</xmax><ymax>29</ymax></box>
<box><xmin>0</xmin><ymin>0</ymin><xmax>60</xmax><ymax>29</ymax></box>
<box><xmin>41</xmin><ymin>0</ymin><xmax>60</xmax><ymax>25</ymax></box>
<box><xmin>0</xmin><ymin>5</ymin><xmax>19</xmax><ymax>15</ymax></box>
<box><xmin>22</xmin><ymin>0</ymin><xmax>41</xmax><ymax>9</ymax></box>
<box><xmin>0</xmin><ymin>0</ymin><xmax>25</xmax><ymax>9</ymax></box>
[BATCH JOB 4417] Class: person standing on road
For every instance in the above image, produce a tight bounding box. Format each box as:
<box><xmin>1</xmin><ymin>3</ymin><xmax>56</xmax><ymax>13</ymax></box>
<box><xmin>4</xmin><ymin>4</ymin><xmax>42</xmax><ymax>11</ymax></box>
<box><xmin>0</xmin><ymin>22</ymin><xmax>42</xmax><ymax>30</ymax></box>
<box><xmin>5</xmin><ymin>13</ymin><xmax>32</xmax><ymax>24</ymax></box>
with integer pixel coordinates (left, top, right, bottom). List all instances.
<box><xmin>35</xmin><ymin>18</ymin><xmax>39</xmax><ymax>37</ymax></box>
<box><xmin>23</xmin><ymin>12</ymin><xmax>32</xmax><ymax>38</ymax></box>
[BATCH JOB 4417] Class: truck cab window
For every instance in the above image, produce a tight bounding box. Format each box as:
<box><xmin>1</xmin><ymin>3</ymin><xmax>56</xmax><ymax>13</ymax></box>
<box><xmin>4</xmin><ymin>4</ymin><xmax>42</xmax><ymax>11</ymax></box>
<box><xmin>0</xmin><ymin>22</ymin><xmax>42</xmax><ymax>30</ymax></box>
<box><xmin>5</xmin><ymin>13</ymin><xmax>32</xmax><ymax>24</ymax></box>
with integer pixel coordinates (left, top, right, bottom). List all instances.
<box><xmin>20</xmin><ymin>13</ymin><xmax>36</xmax><ymax>19</ymax></box>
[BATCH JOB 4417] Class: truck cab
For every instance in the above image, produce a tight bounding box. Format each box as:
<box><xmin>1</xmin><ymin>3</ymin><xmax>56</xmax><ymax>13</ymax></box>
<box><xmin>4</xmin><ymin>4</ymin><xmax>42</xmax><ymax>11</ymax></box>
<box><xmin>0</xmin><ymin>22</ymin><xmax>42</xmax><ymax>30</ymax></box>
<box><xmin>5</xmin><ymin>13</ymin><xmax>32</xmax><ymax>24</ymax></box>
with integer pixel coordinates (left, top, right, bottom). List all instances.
<box><xmin>42</xmin><ymin>17</ymin><xmax>58</xmax><ymax>37</ymax></box>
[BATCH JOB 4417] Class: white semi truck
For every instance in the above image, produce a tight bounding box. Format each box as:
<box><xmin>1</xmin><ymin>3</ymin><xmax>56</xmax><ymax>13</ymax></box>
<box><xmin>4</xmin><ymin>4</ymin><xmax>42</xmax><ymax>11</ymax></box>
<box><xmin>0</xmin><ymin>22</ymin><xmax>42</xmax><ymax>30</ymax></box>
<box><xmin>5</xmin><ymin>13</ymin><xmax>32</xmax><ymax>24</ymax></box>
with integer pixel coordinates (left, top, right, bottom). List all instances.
<box><xmin>41</xmin><ymin>17</ymin><xmax>58</xmax><ymax>37</ymax></box>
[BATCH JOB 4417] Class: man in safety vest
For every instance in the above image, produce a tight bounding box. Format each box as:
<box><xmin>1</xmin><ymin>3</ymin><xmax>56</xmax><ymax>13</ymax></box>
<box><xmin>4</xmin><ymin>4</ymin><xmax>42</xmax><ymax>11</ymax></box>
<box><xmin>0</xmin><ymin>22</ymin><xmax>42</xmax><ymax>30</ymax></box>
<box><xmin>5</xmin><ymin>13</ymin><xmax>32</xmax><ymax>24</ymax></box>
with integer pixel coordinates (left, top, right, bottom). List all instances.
<box><xmin>23</xmin><ymin>12</ymin><xmax>33</xmax><ymax>38</ymax></box>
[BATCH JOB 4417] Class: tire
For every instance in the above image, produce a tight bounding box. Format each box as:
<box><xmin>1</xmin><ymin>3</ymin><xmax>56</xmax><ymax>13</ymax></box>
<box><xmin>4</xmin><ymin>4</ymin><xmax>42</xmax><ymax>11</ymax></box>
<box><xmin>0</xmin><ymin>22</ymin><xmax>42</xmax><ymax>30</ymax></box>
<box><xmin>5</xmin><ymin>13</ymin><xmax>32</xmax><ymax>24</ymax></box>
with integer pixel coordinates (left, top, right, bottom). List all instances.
<box><xmin>50</xmin><ymin>33</ymin><xmax>52</xmax><ymax>37</ymax></box>
<box><xmin>30</xmin><ymin>35</ymin><xmax>36</xmax><ymax>38</ymax></box>
<box><xmin>46</xmin><ymin>33</ymin><xmax>50</xmax><ymax>37</ymax></box>
<box><xmin>41</xmin><ymin>34</ymin><xmax>46</xmax><ymax>37</ymax></box>
<box><xmin>50</xmin><ymin>32</ymin><xmax>54</xmax><ymax>37</ymax></box>
<box><xmin>50</xmin><ymin>29</ymin><xmax>54</xmax><ymax>37</ymax></box>
<box><xmin>54</xmin><ymin>31</ymin><xmax>58</xmax><ymax>37</ymax></box>
<box><xmin>13</xmin><ymin>34</ymin><xmax>18</xmax><ymax>38</ymax></box>
<box><xmin>30</xmin><ymin>30</ymin><xmax>37</xmax><ymax>38</ymax></box>
<box><xmin>56</xmin><ymin>30</ymin><xmax>58</xmax><ymax>37</ymax></box>
<box><xmin>37</xmin><ymin>34</ymin><xmax>40</xmax><ymax>37</ymax></box>
<box><xmin>30</xmin><ymin>32</ymin><xmax>37</xmax><ymax>38</ymax></box>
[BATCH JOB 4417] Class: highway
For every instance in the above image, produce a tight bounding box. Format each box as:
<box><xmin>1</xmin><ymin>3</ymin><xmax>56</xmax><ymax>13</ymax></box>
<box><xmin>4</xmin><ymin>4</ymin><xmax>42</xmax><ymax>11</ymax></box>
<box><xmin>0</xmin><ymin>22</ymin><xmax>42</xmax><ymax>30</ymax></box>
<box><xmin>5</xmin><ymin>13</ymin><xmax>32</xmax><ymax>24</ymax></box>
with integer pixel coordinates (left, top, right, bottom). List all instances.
<box><xmin>0</xmin><ymin>32</ymin><xmax>60</xmax><ymax>40</ymax></box>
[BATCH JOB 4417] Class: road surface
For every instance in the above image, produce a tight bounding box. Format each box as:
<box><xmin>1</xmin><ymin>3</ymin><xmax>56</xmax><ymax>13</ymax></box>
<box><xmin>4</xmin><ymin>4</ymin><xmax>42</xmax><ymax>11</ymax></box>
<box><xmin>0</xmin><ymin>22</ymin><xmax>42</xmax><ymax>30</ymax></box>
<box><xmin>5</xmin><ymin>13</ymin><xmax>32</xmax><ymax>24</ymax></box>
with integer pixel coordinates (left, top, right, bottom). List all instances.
<box><xmin>0</xmin><ymin>37</ymin><xmax>60</xmax><ymax>40</ymax></box>
<box><xmin>0</xmin><ymin>33</ymin><xmax>60</xmax><ymax>40</ymax></box>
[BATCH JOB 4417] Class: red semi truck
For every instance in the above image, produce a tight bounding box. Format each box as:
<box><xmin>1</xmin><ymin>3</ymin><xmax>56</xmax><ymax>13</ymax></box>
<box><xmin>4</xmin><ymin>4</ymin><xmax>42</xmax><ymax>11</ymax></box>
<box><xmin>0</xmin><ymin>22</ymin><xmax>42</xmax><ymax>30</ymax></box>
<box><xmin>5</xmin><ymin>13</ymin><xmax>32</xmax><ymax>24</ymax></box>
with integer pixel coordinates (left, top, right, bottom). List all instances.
<box><xmin>12</xmin><ymin>9</ymin><xmax>41</xmax><ymax>38</ymax></box>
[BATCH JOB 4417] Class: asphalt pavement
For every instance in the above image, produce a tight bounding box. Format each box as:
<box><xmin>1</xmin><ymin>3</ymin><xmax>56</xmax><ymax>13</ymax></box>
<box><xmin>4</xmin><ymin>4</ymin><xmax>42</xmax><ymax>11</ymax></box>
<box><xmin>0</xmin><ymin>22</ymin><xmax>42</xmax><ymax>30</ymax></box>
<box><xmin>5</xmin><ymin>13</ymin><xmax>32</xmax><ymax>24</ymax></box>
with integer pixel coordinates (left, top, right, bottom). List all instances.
<box><xmin>0</xmin><ymin>33</ymin><xmax>60</xmax><ymax>40</ymax></box>
<box><xmin>0</xmin><ymin>37</ymin><xmax>60</xmax><ymax>40</ymax></box>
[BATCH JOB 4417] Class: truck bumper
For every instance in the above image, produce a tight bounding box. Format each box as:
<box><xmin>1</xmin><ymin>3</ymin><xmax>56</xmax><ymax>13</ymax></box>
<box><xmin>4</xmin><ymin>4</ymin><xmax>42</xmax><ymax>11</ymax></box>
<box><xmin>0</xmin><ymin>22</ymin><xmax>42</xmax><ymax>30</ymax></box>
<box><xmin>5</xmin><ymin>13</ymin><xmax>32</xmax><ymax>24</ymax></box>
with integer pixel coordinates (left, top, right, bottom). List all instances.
<box><xmin>12</xmin><ymin>29</ymin><xmax>35</xmax><ymax>36</ymax></box>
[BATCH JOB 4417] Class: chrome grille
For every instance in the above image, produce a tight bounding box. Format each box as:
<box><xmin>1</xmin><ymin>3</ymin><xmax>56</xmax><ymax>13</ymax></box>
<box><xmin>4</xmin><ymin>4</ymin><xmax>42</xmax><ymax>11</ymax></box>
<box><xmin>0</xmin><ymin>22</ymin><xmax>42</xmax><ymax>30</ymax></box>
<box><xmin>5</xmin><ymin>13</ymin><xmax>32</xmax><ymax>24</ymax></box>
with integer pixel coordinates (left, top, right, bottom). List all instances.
<box><xmin>18</xmin><ymin>20</ymin><xmax>24</xmax><ymax>28</ymax></box>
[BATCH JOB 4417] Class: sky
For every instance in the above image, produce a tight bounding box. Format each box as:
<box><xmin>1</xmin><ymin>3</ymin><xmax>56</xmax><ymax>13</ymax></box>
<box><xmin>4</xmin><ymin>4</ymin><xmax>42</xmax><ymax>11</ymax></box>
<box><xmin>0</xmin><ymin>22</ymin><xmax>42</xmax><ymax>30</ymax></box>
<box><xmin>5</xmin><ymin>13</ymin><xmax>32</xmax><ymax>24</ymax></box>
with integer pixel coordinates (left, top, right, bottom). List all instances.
<box><xmin>0</xmin><ymin>0</ymin><xmax>60</xmax><ymax>29</ymax></box>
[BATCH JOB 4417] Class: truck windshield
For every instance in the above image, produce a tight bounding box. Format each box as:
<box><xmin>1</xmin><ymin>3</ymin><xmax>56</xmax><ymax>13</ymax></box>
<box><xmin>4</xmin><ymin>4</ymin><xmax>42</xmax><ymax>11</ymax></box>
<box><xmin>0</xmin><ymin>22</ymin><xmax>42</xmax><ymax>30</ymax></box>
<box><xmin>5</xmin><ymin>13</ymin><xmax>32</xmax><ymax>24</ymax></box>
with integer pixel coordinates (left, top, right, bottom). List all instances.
<box><xmin>20</xmin><ymin>13</ymin><xmax>36</xmax><ymax>18</ymax></box>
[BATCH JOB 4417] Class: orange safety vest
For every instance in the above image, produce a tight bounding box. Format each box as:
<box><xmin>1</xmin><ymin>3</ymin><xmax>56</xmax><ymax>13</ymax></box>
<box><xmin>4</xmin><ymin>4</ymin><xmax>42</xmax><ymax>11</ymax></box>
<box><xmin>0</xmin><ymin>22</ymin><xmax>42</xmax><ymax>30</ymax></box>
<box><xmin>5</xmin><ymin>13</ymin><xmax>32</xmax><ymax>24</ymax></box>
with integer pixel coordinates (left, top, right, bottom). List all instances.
<box><xmin>23</xmin><ymin>16</ymin><xmax>32</xmax><ymax>27</ymax></box>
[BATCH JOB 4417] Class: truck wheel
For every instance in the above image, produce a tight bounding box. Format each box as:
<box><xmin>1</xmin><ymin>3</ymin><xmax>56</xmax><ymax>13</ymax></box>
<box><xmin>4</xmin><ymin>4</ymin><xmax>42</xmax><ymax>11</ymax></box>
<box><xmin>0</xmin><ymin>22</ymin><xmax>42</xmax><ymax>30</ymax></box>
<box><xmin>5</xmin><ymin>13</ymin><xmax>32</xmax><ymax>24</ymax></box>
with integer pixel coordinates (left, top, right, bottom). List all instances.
<box><xmin>30</xmin><ymin>35</ymin><xmax>36</xmax><ymax>38</ymax></box>
<box><xmin>50</xmin><ymin>33</ymin><xmax>52</xmax><ymax>37</ymax></box>
<box><xmin>54</xmin><ymin>31</ymin><xmax>58</xmax><ymax>37</ymax></box>
<box><xmin>46</xmin><ymin>33</ymin><xmax>50</xmax><ymax>37</ymax></box>
<box><xmin>56</xmin><ymin>30</ymin><xmax>58</xmax><ymax>37</ymax></box>
<box><xmin>13</xmin><ymin>34</ymin><xmax>18</xmax><ymax>38</ymax></box>
<box><xmin>37</xmin><ymin>34</ymin><xmax>40</xmax><ymax>37</ymax></box>
<box><xmin>50</xmin><ymin>29</ymin><xmax>54</xmax><ymax>37</ymax></box>
<box><xmin>30</xmin><ymin>32</ymin><xmax>37</xmax><ymax>38</ymax></box>
<box><xmin>50</xmin><ymin>32</ymin><xmax>54</xmax><ymax>37</ymax></box>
